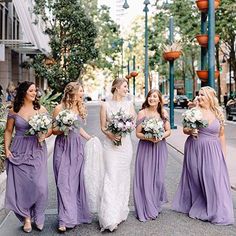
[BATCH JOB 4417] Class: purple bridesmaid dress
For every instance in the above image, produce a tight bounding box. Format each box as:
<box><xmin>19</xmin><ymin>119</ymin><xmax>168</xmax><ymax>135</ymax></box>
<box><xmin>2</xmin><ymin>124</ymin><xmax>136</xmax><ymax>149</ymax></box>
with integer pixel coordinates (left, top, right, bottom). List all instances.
<box><xmin>172</xmin><ymin>119</ymin><xmax>234</xmax><ymax>225</ymax></box>
<box><xmin>134</xmin><ymin>117</ymin><xmax>168</xmax><ymax>222</ymax></box>
<box><xmin>5</xmin><ymin>113</ymin><xmax>48</xmax><ymax>226</ymax></box>
<box><xmin>53</xmin><ymin>116</ymin><xmax>91</xmax><ymax>228</ymax></box>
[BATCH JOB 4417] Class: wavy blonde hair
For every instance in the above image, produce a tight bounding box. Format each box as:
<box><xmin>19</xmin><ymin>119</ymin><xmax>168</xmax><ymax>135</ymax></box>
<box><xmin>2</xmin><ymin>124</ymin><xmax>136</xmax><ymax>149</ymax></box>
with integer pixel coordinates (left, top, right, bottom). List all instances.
<box><xmin>61</xmin><ymin>81</ymin><xmax>87</xmax><ymax>119</ymax></box>
<box><xmin>111</xmin><ymin>78</ymin><xmax>128</xmax><ymax>94</ymax></box>
<box><xmin>199</xmin><ymin>86</ymin><xmax>225</xmax><ymax>125</ymax></box>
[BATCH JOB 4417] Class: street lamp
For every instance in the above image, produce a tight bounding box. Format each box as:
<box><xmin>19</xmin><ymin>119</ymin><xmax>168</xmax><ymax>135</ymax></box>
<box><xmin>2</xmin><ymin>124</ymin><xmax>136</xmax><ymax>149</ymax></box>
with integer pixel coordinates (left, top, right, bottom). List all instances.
<box><xmin>112</xmin><ymin>38</ymin><xmax>124</xmax><ymax>78</ymax></box>
<box><xmin>143</xmin><ymin>0</ymin><xmax>150</xmax><ymax>96</ymax></box>
<box><xmin>123</xmin><ymin>0</ymin><xmax>150</xmax><ymax>96</ymax></box>
<box><xmin>123</xmin><ymin>0</ymin><xmax>129</xmax><ymax>9</ymax></box>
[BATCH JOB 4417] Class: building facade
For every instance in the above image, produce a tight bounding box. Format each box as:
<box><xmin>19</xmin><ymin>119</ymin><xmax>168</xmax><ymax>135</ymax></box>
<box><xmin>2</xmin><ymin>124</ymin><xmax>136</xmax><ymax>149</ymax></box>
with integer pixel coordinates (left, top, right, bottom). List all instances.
<box><xmin>0</xmin><ymin>0</ymin><xmax>50</xmax><ymax>100</ymax></box>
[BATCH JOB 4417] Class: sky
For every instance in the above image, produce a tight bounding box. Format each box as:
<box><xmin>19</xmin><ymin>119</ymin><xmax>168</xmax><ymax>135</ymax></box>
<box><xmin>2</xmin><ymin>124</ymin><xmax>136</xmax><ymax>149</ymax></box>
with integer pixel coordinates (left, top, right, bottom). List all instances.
<box><xmin>98</xmin><ymin>0</ymin><xmax>157</xmax><ymax>25</ymax></box>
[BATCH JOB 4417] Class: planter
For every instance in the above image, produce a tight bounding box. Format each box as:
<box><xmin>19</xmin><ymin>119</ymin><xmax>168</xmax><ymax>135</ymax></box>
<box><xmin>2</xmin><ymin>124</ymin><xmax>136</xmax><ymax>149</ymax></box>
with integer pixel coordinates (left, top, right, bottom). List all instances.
<box><xmin>196</xmin><ymin>34</ymin><xmax>220</xmax><ymax>47</ymax></box>
<box><xmin>163</xmin><ymin>51</ymin><xmax>181</xmax><ymax>61</ymax></box>
<box><xmin>196</xmin><ymin>0</ymin><xmax>220</xmax><ymax>12</ymax></box>
<box><xmin>130</xmin><ymin>71</ymin><xmax>139</xmax><ymax>77</ymax></box>
<box><xmin>196</xmin><ymin>70</ymin><xmax>220</xmax><ymax>82</ymax></box>
<box><xmin>44</xmin><ymin>58</ymin><xmax>55</xmax><ymax>66</ymax></box>
<box><xmin>125</xmin><ymin>74</ymin><xmax>132</xmax><ymax>80</ymax></box>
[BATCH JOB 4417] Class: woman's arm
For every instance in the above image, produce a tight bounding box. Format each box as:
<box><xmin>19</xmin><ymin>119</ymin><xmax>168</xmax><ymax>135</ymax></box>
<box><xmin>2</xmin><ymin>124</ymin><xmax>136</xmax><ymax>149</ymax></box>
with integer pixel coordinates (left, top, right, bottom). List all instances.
<box><xmin>162</xmin><ymin>109</ymin><xmax>171</xmax><ymax>139</ymax></box>
<box><xmin>183</xmin><ymin>127</ymin><xmax>195</xmax><ymax>136</ymax></box>
<box><xmin>4</xmin><ymin>115</ymin><xmax>15</xmax><ymax>158</ymax></box>
<box><xmin>100</xmin><ymin>102</ymin><xmax>121</xmax><ymax>143</ymax></box>
<box><xmin>52</xmin><ymin>104</ymin><xmax>64</xmax><ymax>136</ymax></box>
<box><xmin>80</xmin><ymin>128</ymin><xmax>92</xmax><ymax>141</ymax></box>
<box><xmin>219</xmin><ymin>125</ymin><xmax>226</xmax><ymax>157</ymax></box>
<box><xmin>39</xmin><ymin>105</ymin><xmax>52</xmax><ymax>138</ymax></box>
<box><xmin>129</xmin><ymin>102</ymin><xmax>137</xmax><ymax>119</ymax></box>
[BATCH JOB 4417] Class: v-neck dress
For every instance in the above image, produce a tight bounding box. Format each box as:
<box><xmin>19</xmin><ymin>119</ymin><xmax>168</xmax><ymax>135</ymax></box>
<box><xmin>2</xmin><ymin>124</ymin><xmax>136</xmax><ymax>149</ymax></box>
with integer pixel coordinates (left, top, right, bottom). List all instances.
<box><xmin>172</xmin><ymin>119</ymin><xmax>234</xmax><ymax>225</ymax></box>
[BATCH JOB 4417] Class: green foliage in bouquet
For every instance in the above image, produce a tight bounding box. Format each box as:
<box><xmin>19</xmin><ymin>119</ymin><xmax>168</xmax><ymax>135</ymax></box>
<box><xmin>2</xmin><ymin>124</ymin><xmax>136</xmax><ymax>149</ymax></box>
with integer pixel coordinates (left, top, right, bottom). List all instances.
<box><xmin>0</xmin><ymin>104</ymin><xmax>8</xmax><ymax>172</ymax></box>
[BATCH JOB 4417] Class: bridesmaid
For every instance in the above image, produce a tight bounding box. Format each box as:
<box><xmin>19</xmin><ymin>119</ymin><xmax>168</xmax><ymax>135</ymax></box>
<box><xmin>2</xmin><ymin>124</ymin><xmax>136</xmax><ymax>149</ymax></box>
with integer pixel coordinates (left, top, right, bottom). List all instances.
<box><xmin>4</xmin><ymin>81</ymin><xmax>51</xmax><ymax>232</ymax></box>
<box><xmin>52</xmin><ymin>82</ymin><xmax>92</xmax><ymax>232</ymax></box>
<box><xmin>134</xmin><ymin>89</ymin><xmax>171</xmax><ymax>222</ymax></box>
<box><xmin>172</xmin><ymin>86</ymin><xmax>234</xmax><ymax>225</ymax></box>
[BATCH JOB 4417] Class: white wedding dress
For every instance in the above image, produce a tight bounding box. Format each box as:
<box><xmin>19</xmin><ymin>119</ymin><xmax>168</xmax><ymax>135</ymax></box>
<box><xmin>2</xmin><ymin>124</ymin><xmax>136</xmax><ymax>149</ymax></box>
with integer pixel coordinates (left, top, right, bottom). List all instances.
<box><xmin>98</xmin><ymin>100</ymin><xmax>133</xmax><ymax>231</ymax></box>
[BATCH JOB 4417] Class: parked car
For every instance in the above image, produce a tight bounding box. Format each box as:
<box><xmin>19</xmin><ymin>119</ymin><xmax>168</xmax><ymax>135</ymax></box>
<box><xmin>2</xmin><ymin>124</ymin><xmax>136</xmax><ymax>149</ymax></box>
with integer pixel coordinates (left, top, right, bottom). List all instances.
<box><xmin>84</xmin><ymin>96</ymin><xmax>92</xmax><ymax>102</ymax></box>
<box><xmin>173</xmin><ymin>95</ymin><xmax>189</xmax><ymax>108</ymax></box>
<box><xmin>163</xmin><ymin>95</ymin><xmax>169</xmax><ymax>106</ymax></box>
<box><xmin>226</xmin><ymin>99</ymin><xmax>236</xmax><ymax>120</ymax></box>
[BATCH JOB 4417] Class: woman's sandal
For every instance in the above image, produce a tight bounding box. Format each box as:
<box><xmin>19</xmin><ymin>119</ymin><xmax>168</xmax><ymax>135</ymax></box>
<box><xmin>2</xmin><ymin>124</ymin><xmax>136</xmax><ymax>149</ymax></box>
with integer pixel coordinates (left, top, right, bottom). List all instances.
<box><xmin>23</xmin><ymin>219</ymin><xmax>32</xmax><ymax>233</ymax></box>
<box><xmin>58</xmin><ymin>226</ymin><xmax>66</xmax><ymax>232</ymax></box>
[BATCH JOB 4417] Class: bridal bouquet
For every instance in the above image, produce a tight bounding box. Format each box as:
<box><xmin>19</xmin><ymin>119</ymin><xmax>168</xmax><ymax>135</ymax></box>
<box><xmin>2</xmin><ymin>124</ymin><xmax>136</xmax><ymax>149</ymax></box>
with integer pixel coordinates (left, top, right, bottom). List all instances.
<box><xmin>107</xmin><ymin>108</ymin><xmax>135</xmax><ymax>146</ymax></box>
<box><xmin>142</xmin><ymin>117</ymin><xmax>165</xmax><ymax>140</ymax></box>
<box><xmin>182</xmin><ymin>108</ymin><xmax>208</xmax><ymax>136</ymax></box>
<box><xmin>26</xmin><ymin>113</ymin><xmax>52</xmax><ymax>144</ymax></box>
<box><xmin>54</xmin><ymin>109</ymin><xmax>80</xmax><ymax>136</ymax></box>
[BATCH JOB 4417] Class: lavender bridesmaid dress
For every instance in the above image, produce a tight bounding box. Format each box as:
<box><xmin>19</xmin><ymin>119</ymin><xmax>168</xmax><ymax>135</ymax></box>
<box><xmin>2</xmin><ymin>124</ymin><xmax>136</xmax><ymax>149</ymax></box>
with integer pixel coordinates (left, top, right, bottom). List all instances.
<box><xmin>172</xmin><ymin>119</ymin><xmax>234</xmax><ymax>225</ymax></box>
<box><xmin>5</xmin><ymin>113</ymin><xmax>48</xmax><ymax>226</ymax></box>
<box><xmin>134</xmin><ymin>117</ymin><xmax>168</xmax><ymax>222</ymax></box>
<box><xmin>53</xmin><ymin>115</ymin><xmax>91</xmax><ymax>228</ymax></box>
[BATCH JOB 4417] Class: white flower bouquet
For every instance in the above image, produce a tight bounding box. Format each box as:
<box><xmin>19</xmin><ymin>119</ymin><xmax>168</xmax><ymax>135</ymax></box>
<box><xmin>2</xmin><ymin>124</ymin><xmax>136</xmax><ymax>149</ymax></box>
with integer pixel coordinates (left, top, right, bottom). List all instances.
<box><xmin>26</xmin><ymin>113</ymin><xmax>52</xmax><ymax>144</ymax></box>
<box><xmin>107</xmin><ymin>108</ymin><xmax>135</xmax><ymax>146</ymax></box>
<box><xmin>142</xmin><ymin>118</ymin><xmax>165</xmax><ymax>140</ymax></box>
<box><xmin>182</xmin><ymin>108</ymin><xmax>208</xmax><ymax>136</ymax></box>
<box><xmin>54</xmin><ymin>109</ymin><xmax>80</xmax><ymax>136</ymax></box>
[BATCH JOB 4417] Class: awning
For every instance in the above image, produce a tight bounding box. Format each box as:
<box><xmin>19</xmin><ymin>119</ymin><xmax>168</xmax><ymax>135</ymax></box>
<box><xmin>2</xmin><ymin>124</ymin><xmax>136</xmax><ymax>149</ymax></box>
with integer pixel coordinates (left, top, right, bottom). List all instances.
<box><xmin>10</xmin><ymin>0</ymin><xmax>50</xmax><ymax>54</ymax></box>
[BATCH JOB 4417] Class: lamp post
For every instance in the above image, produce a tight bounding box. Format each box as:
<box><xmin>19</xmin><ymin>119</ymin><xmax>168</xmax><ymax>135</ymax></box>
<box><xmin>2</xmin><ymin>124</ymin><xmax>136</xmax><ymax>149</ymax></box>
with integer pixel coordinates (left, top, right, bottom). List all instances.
<box><xmin>112</xmin><ymin>38</ymin><xmax>124</xmax><ymax>78</ymax></box>
<box><xmin>208</xmin><ymin>0</ymin><xmax>215</xmax><ymax>88</ymax></box>
<box><xmin>123</xmin><ymin>0</ymin><xmax>150</xmax><ymax>96</ymax></box>
<box><xmin>168</xmin><ymin>17</ymin><xmax>177</xmax><ymax>129</ymax></box>
<box><xmin>143</xmin><ymin>0</ymin><xmax>150</xmax><ymax>96</ymax></box>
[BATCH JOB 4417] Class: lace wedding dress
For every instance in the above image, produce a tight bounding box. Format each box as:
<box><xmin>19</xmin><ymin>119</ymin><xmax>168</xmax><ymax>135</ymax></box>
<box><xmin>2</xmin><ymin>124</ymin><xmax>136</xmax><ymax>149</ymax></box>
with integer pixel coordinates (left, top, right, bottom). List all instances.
<box><xmin>98</xmin><ymin>100</ymin><xmax>133</xmax><ymax>231</ymax></box>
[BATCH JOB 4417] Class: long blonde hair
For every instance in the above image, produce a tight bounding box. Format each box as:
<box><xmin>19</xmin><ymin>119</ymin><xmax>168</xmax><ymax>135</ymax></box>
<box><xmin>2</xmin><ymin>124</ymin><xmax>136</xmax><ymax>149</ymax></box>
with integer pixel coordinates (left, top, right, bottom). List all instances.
<box><xmin>199</xmin><ymin>86</ymin><xmax>224</xmax><ymax>125</ymax></box>
<box><xmin>62</xmin><ymin>82</ymin><xmax>87</xmax><ymax>119</ymax></box>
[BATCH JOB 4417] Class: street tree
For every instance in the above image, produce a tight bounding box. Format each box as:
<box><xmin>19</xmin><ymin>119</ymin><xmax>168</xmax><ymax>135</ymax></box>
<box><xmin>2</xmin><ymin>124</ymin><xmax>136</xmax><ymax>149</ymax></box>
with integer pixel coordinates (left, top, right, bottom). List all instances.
<box><xmin>216</xmin><ymin>0</ymin><xmax>236</xmax><ymax>92</ymax></box>
<box><xmin>33</xmin><ymin>0</ymin><xmax>98</xmax><ymax>92</ymax></box>
<box><xmin>170</xmin><ymin>0</ymin><xmax>200</xmax><ymax>98</ymax></box>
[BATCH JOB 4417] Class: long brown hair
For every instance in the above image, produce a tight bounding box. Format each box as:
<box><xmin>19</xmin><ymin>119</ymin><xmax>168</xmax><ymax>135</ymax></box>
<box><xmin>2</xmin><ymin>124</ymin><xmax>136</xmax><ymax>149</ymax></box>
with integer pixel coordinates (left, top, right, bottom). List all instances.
<box><xmin>141</xmin><ymin>89</ymin><xmax>165</xmax><ymax>119</ymax></box>
<box><xmin>61</xmin><ymin>82</ymin><xmax>87</xmax><ymax>119</ymax></box>
<box><xmin>13</xmin><ymin>81</ymin><xmax>40</xmax><ymax>112</ymax></box>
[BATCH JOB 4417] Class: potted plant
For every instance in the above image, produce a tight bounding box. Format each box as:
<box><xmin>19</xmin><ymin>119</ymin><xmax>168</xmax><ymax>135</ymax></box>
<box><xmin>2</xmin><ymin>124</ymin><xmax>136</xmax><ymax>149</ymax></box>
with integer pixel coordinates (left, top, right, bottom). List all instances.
<box><xmin>196</xmin><ymin>70</ymin><xmax>220</xmax><ymax>82</ymax></box>
<box><xmin>125</xmin><ymin>74</ymin><xmax>132</xmax><ymax>80</ymax></box>
<box><xmin>196</xmin><ymin>34</ymin><xmax>220</xmax><ymax>47</ymax></box>
<box><xmin>162</xmin><ymin>43</ymin><xmax>182</xmax><ymax>61</ymax></box>
<box><xmin>130</xmin><ymin>71</ymin><xmax>139</xmax><ymax>77</ymax></box>
<box><xmin>196</xmin><ymin>0</ymin><xmax>220</xmax><ymax>12</ymax></box>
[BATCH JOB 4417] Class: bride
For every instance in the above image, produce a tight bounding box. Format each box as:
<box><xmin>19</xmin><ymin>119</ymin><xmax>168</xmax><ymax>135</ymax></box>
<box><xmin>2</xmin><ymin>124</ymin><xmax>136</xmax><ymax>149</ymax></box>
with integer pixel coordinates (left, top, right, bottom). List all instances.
<box><xmin>98</xmin><ymin>78</ymin><xmax>136</xmax><ymax>231</ymax></box>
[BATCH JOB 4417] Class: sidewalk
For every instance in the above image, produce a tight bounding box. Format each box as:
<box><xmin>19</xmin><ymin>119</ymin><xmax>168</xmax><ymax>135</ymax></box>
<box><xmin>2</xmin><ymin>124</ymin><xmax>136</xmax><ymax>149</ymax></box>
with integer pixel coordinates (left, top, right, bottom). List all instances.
<box><xmin>166</xmin><ymin>124</ymin><xmax>236</xmax><ymax>190</ymax></box>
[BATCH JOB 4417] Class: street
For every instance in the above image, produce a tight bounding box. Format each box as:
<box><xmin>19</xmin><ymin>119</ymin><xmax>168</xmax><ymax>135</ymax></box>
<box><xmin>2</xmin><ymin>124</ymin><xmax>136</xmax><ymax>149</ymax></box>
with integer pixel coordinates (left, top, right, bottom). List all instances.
<box><xmin>0</xmin><ymin>103</ymin><xmax>236</xmax><ymax>236</ymax></box>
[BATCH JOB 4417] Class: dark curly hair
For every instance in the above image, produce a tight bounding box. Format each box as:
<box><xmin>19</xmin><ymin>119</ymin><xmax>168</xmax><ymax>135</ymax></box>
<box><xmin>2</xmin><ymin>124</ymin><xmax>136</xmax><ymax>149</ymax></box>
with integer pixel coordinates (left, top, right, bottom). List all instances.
<box><xmin>13</xmin><ymin>81</ymin><xmax>40</xmax><ymax>112</ymax></box>
<box><xmin>141</xmin><ymin>89</ymin><xmax>165</xmax><ymax>120</ymax></box>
